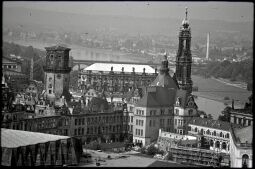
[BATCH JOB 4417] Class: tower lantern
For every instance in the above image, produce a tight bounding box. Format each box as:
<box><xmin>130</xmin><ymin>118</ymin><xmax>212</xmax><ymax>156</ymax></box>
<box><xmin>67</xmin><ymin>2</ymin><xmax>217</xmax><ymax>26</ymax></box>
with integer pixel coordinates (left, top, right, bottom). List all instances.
<box><xmin>175</xmin><ymin>7</ymin><xmax>193</xmax><ymax>94</ymax></box>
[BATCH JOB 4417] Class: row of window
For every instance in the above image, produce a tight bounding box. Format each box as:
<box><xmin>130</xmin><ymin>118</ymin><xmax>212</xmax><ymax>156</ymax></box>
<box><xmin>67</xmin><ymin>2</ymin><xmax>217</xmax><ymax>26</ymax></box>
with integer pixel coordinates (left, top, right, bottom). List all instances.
<box><xmin>174</xmin><ymin>119</ymin><xmax>186</xmax><ymax>126</ymax></box>
<box><xmin>191</xmin><ymin>127</ymin><xmax>230</xmax><ymax>138</ymax></box>
<box><xmin>128</xmin><ymin>125</ymin><xmax>133</xmax><ymax>132</ymax></box>
<box><xmin>75</xmin><ymin>125</ymin><xmax>122</xmax><ymax>135</ymax></box>
<box><xmin>149</xmin><ymin>120</ymin><xmax>156</xmax><ymax>127</ymax></box>
<box><xmin>233</xmin><ymin>116</ymin><xmax>252</xmax><ymax>126</ymax></box>
<box><xmin>136</xmin><ymin>109</ymin><xmax>144</xmax><ymax>116</ymax></box>
<box><xmin>136</xmin><ymin>119</ymin><xmax>144</xmax><ymax>126</ymax></box>
<box><xmin>3</xmin><ymin>65</ymin><xmax>17</xmax><ymax>69</ymax></box>
<box><xmin>135</xmin><ymin>129</ymin><xmax>143</xmax><ymax>136</ymax></box>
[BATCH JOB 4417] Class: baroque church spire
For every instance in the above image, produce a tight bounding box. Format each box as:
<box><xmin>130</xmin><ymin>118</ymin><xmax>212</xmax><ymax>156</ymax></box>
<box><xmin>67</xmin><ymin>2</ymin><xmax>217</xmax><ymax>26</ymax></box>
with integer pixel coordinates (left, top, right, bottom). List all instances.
<box><xmin>175</xmin><ymin>7</ymin><xmax>193</xmax><ymax>95</ymax></box>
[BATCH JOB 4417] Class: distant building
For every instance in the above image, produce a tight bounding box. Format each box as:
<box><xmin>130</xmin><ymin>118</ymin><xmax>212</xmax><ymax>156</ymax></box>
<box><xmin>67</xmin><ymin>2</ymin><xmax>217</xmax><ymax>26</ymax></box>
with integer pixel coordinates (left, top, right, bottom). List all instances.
<box><xmin>2</xmin><ymin>56</ymin><xmax>22</xmax><ymax>72</ymax></box>
<box><xmin>230</xmin><ymin>95</ymin><xmax>253</xmax><ymax>127</ymax></box>
<box><xmin>3</xmin><ymin>67</ymin><xmax>29</xmax><ymax>94</ymax></box>
<box><xmin>78</xmin><ymin>63</ymin><xmax>157</xmax><ymax>94</ymax></box>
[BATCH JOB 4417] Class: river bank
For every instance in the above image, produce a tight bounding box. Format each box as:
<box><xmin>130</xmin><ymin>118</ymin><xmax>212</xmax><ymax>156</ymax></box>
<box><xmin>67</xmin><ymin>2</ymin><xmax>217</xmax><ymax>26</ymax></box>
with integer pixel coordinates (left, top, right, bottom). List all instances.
<box><xmin>192</xmin><ymin>75</ymin><xmax>251</xmax><ymax>107</ymax></box>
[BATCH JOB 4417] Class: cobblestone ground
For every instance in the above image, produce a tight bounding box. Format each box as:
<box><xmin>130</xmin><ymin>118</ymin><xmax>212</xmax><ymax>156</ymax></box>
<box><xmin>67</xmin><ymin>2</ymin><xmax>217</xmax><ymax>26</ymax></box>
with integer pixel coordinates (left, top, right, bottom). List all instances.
<box><xmin>78</xmin><ymin>149</ymin><xmax>188</xmax><ymax>167</ymax></box>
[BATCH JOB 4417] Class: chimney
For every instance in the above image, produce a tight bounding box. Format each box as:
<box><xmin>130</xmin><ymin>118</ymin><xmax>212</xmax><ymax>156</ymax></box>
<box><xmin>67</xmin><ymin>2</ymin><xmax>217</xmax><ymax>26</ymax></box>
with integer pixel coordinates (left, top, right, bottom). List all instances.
<box><xmin>111</xmin><ymin>66</ymin><xmax>113</xmax><ymax>71</ymax></box>
<box><xmin>132</xmin><ymin>67</ymin><xmax>135</xmax><ymax>72</ymax></box>
<box><xmin>143</xmin><ymin>68</ymin><xmax>146</xmax><ymax>73</ymax></box>
<box><xmin>122</xmin><ymin>67</ymin><xmax>124</xmax><ymax>72</ymax></box>
<box><xmin>232</xmin><ymin>99</ymin><xmax>235</xmax><ymax>109</ymax></box>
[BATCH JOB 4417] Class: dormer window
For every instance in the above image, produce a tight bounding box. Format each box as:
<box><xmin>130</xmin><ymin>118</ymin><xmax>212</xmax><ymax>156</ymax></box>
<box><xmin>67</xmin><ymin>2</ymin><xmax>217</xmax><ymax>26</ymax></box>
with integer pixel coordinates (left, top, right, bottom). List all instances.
<box><xmin>176</xmin><ymin>97</ymin><xmax>181</xmax><ymax>106</ymax></box>
<box><xmin>188</xmin><ymin>101</ymin><xmax>193</xmax><ymax>107</ymax></box>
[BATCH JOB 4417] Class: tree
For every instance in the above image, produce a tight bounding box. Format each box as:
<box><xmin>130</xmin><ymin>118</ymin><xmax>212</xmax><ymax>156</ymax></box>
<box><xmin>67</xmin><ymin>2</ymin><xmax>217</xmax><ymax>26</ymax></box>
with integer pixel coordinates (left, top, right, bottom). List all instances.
<box><xmin>218</xmin><ymin>106</ymin><xmax>231</xmax><ymax>122</ymax></box>
<box><xmin>147</xmin><ymin>145</ymin><xmax>158</xmax><ymax>156</ymax></box>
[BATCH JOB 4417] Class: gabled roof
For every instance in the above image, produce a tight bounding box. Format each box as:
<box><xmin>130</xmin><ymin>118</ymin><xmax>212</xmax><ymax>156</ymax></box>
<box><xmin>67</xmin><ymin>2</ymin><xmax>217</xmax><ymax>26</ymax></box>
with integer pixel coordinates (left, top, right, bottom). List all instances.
<box><xmin>45</xmin><ymin>45</ymin><xmax>71</xmax><ymax>51</ymax></box>
<box><xmin>174</xmin><ymin>90</ymin><xmax>198</xmax><ymax>109</ymax></box>
<box><xmin>135</xmin><ymin>86</ymin><xmax>176</xmax><ymax>108</ymax></box>
<box><xmin>174</xmin><ymin>89</ymin><xmax>188</xmax><ymax>107</ymax></box>
<box><xmin>150</xmin><ymin>73</ymin><xmax>178</xmax><ymax>89</ymax></box>
<box><xmin>188</xmin><ymin>117</ymin><xmax>241</xmax><ymax>131</ymax></box>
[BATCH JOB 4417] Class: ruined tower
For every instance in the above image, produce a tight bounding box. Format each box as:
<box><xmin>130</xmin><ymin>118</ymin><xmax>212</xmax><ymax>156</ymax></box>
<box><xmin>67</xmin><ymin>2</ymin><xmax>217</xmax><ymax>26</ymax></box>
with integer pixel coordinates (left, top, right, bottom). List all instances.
<box><xmin>43</xmin><ymin>45</ymin><xmax>72</xmax><ymax>102</ymax></box>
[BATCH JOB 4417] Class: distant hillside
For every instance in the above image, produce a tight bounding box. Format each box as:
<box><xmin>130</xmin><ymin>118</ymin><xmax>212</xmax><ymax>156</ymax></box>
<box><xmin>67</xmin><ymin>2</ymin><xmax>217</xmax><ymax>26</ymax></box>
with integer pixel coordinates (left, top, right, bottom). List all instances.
<box><xmin>3</xmin><ymin>6</ymin><xmax>253</xmax><ymax>39</ymax></box>
<box><xmin>3</xmin><ymin>42</ymin><xmax>45</xmax><ymax>82</ymax></box>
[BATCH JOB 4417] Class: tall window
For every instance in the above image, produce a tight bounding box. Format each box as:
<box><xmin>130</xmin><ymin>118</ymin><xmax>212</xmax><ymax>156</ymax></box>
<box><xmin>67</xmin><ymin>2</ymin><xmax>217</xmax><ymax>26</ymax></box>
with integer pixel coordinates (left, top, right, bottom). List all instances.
<box><xmin>242</xmin><ymin>154</ymin><xmax>249</xmax><ymax>168</ymax></box>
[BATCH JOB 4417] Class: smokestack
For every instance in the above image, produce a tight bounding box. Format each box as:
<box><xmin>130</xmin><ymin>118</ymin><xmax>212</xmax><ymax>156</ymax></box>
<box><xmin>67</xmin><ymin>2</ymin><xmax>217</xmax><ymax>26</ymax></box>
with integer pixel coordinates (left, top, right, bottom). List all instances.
<box><xmin>30</xmin><ymin>57</ymin><xmax>34</xmax><ymax>81</ymax></box>
<box><xmin>206</xmin><ymin>33</ymin><xmax>210</xmax><ymax>60</ymax></box>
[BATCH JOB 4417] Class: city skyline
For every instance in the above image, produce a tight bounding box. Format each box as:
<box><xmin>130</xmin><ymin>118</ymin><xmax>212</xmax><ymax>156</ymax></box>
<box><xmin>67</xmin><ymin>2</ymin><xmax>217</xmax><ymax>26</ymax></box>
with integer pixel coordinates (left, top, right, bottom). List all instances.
<box><xmin>4</xmin><ymin>1</ymin><xmax>254</xmax><ymax>22</ymax></box>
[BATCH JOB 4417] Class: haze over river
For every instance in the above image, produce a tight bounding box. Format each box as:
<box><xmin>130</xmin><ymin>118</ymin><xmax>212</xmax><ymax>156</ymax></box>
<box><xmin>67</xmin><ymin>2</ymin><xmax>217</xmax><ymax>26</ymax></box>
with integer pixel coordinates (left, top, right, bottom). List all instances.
<box><xmin>6</xmin><ymin>39</ymin><xmax>252</xmax><ymax>120</ymax></box>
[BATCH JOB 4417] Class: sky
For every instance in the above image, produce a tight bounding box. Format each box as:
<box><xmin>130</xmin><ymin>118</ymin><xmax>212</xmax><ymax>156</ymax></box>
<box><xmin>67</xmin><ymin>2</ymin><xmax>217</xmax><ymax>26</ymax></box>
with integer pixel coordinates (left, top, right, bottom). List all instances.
<box><xmin>3</xmin><ymin>1</ymin><xmax>253</xmax><ymax>22</ymax></box>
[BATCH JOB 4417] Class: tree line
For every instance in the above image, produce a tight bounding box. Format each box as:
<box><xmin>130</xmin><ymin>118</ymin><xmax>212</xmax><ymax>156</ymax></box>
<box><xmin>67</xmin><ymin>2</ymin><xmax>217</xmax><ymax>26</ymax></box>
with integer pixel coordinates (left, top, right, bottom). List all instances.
<box><xmin>193</xmin><ymin>60</ymin><xmax>253</xmax><ymax>91</ymax></box>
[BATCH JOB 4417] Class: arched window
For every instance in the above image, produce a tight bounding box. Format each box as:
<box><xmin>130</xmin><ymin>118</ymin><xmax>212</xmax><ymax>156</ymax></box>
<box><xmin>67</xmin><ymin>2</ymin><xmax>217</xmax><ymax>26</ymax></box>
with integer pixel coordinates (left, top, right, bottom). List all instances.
<box><xmin>215</xmin><ymin>141</ymin><xmax>220</xmax><ymax>148</ymax></box>
<box><xmin>213</xmin><ymin>131</ymin><xmax>216</xmax><ymax>136</ymax></box>
<box><xmin>210</xmin><ymin>140</ymin><xmax>214</xmax><ymax>147</ymax></box>
<box><xmin>206</xmin><ymin>129</ymin><xmax>210</xmax><ymax>135</ymax></box>
<box><xmin>242</xmin><ymin>154</ymin><xmax>249</xmax><ymax>168</ymax></box>
<box><xmin>225</xmin><ymin>133</ymin><xmax>229</xmax><ymax>138</ymax></box>
<box><xmin>195</xmin><ymin>127</ymin><xmax>197</xmax><ymax>132</ymax></box>
<box><xmin>200</xmin><ymin>128</ymin><xmax>204</xmax><ymax>134</ymax></box>
<box><xmin>220</xmin><ymin>132</ymin><xmax>223</xmax><ymax>137</ymax></box>
<box><xmin>222</xmin><ymin>142</ymin><xmax>227</xmax><ymax>150</ymax></box>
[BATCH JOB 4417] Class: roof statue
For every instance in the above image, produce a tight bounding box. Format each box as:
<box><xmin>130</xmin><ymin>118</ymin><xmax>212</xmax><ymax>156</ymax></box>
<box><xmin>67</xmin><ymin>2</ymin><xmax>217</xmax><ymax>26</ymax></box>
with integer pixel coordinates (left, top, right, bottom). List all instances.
<box><xmin>182</xmin><ymin>7</ymin><xmax>189</xmax><ymax>28</ymax></box>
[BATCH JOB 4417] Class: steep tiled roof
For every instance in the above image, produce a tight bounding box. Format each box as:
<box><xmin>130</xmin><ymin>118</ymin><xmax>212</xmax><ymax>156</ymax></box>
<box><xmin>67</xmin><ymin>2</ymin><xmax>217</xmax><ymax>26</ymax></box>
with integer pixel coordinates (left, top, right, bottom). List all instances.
<box><xmin>174</xmin><ymin>89</ymin><xmax>188</xmax><ymax>107</ymax></box>
<box><xmin>135</xmin><ymin>86</ymin><xmax>176</xmax><ymax>108</ymax></box>
<box><xmin>150</xmin><ymin>73</ymin><xmax>178</xmax><ymax>89</ymax></box>
<box><xmin>188</xmin><ymin>117</ymin><xmax>241</xmax><ymax>131</ymax></box>
<box><xmin>90</xmin><ymin>97</ymin><xmax>109</xmax><ymax>111</ymax></box>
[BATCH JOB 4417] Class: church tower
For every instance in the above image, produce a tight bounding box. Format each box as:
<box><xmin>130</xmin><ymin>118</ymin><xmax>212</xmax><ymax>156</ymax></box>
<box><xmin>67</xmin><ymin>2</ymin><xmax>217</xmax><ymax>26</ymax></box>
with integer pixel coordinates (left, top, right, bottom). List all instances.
<box><xmin>175</xmin><ymin>7</ymin><xmax>193</xmax><ymax>94</ymax></box>
<box><xmin>43</xmin><ymin>45</ymin><xmax>72</xmax><ymax>102</ymax></box>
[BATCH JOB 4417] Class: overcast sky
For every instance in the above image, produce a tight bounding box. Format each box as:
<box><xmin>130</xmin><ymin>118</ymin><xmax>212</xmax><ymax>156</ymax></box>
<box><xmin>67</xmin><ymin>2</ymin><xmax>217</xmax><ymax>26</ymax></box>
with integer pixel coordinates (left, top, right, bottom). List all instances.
<box><xmin>4</xmin><ymin>1</ymin><xmax>253</xmax><ymax>22</ymax></box>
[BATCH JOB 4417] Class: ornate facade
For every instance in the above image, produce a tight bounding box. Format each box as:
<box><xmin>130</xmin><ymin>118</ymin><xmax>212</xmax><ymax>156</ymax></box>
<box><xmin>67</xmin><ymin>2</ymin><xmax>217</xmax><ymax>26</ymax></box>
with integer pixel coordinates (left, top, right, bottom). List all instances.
<box><xmin>78</xmin><ymin>63</ymin><xmax>157</xmax><ymax>94</ymax></box>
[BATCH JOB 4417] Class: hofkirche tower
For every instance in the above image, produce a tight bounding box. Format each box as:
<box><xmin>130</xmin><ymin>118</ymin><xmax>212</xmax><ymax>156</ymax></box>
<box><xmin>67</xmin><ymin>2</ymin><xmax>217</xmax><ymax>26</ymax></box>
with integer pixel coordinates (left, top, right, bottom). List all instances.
<box><xmin>175</xmin><ymin>7</ymin><xmax>193</xmax><ymax>94</ymax></box>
